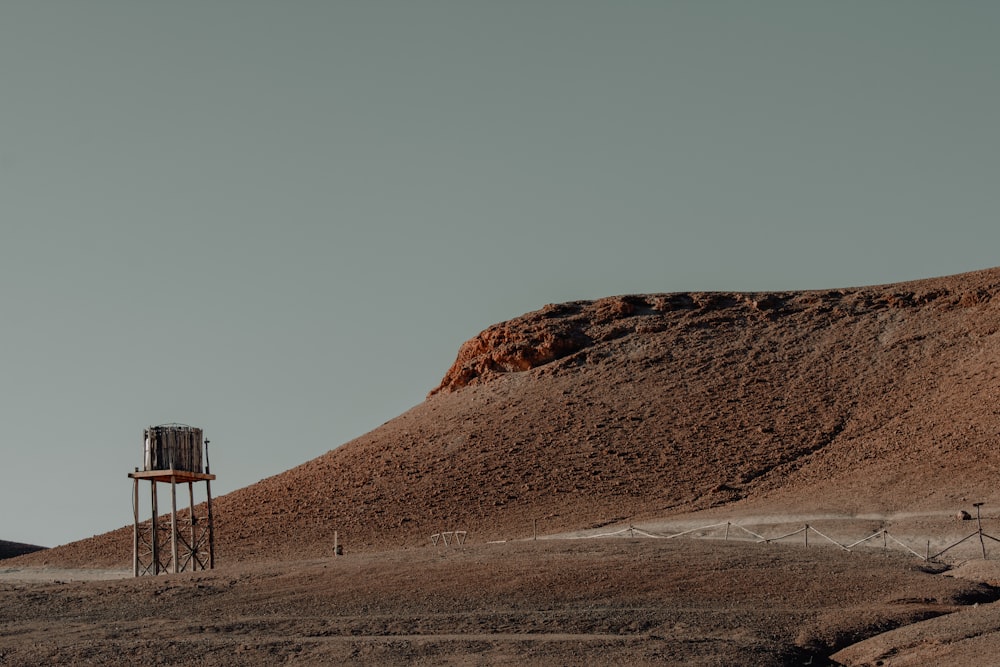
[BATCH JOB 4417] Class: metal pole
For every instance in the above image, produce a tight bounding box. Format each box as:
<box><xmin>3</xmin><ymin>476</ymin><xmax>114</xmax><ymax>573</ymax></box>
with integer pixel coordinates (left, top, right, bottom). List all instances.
<box><xmin>188</xmin><ymin>481</ymin><xmax>197</xmax><ymax>571</ymax></box>
<box><xmin>132</xmin><ymin>475</ymin><xmax>139</xmax><ymax>577</ymax></box>
<box><xmin>975</xmin><ymin>503</ymin><xmax>987</xmax><ymax>559</ymax></box>
<box><xmin>204</xmin><ymin>439</ymin><xmax>215</xmax><ymax>570</ymax></box>
<box><xmin>170</xmin><ymin>476</ymin><xmax>179</xmax><ymax>574</ymax></box>
<box><xmin>151</xmin><ymin>481</ymin><xmax>159</xmax><ymax>575</ymax></box>
<box><xmin>206</xmin><ymin>479</ymin><xmax>215</xmax><ymax>569</ymax></box>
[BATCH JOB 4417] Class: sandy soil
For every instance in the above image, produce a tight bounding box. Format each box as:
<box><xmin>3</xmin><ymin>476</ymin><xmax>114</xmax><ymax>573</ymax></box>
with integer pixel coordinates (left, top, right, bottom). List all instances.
<box><xmin>3</xmin><ymin>538</ymin><xmax>997</xmax><ymax>666</ymax></box>
<box><xmin>0</xmin><ymin>567</ymin><xmax>130</xmax><ymax>583</ymax></box>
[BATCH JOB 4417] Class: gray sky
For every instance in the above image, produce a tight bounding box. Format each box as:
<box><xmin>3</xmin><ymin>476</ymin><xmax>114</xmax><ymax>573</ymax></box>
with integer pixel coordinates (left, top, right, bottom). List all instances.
<box><xmin>2</xmin><ymin>1</ymin><xmax>998</xmax><ymax>548</ymax></box>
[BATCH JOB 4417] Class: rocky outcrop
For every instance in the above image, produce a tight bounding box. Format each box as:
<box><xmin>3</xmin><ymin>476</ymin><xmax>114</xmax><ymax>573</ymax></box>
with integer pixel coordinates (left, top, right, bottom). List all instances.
<box><xmin>430</xmin><ymin>304</ymin><xmax>590</xmax><ymax>395</ymax></box>
<box><xmin>431</xmin><ymin>295</ymin><xmax>719</xmax><ymax>394</ymax></box>
<box><xmin>431</xmin><ymin>269</ymin><xmax>1000</xmax><ymax>395</ymax></box>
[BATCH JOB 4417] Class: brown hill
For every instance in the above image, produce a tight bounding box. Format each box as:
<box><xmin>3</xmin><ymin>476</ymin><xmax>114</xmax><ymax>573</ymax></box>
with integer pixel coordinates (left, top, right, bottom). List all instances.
<box><xmin>16</xmin><ymin>267</ymin><xmax>1000</xmax><ymax>568</ymax></box>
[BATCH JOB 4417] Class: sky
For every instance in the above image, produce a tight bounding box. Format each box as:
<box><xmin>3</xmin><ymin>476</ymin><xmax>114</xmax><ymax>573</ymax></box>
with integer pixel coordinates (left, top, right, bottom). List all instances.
<box><xmin>2</xmin><ymin>2</ymin><xmax>999</xmax><ymax>548</ymax></box>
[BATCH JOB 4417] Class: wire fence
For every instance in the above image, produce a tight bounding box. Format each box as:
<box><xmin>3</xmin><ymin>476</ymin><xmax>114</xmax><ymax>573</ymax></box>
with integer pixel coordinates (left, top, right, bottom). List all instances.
<box><xmin>552</xmin><ymin>518</ymin><xmax>1000</xmax><ymax>562</ymax></box>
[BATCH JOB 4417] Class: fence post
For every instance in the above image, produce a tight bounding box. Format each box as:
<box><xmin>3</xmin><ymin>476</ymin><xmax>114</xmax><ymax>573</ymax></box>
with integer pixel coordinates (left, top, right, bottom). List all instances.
<box><xmin>975</xmin><ymin>503</ymin><xmax>988</xmax><ymax>559</ymax></box>
<box><xmin>725</xmin><ymin>522</ymin><xmax>730</xmax><ymax>541</ymax></box>
<box><xmin>805</xmin><ymin>525</ymin><xmax>809</xmax><ymax>548</ymax></box>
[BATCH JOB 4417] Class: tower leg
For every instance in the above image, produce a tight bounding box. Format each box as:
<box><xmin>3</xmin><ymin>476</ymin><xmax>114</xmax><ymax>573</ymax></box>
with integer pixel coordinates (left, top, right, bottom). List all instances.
<box><xmin>151</xmin><ymin>481</ymin><xmax>159</xmax><ymax>575</ymax></box>
<box><xmin>132</xmin><ymin>477</ymin><xmax>139</xmax><ymax>577</ymax></box>
<box><xmin>206</xmin><ymin>479</ymin><xmax>215</xmax><ymax>569</ymax></box>
<box><xmin>188</xmin><ymin>481</ymin><xmax>198</xmax><ymax>571</ymax></box>
<box><xmin>170</xmin><ymin>476</ymin><xmax>179</xmax><ymax>574</ymax></box>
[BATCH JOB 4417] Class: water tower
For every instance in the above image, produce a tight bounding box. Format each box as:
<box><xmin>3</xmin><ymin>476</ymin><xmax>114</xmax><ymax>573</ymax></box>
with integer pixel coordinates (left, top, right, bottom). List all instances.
<box><xmin>128</xmin><ymin>424</ymin><xmax>216</xmax><ymax>576</ymax></box>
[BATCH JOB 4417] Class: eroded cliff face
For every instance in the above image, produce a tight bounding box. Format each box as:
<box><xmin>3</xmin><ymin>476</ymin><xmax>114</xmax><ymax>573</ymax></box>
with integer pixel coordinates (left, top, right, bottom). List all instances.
<box><xmin>431</xmin><ymin>292</ymin><xmax>795</xmax><ymax>395</ymax></box>
<box><xmin>431</xmin><ymin>269</ymin><xmax>1000</xmax><ymax>396</ymax></box>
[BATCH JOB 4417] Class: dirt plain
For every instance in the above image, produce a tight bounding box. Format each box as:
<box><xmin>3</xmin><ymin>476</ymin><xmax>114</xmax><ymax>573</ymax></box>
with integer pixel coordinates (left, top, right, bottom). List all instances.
<box><xmin>3</xmin><ymin>539</ymin><xmax>999</xmax><ymax>666</ymax></box>
<box><xmin>8</xmin><ymin>267</ymin><xmax>1000</xmax><ymax>664</ymax></box>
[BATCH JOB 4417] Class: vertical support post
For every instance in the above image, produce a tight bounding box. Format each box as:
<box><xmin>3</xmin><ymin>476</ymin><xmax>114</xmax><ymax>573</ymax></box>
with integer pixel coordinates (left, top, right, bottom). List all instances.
<box><xmin>725</xmin><ymin>522</ymin><xmax>730</xmax><ymax>541</ymax></box>
<box><xmin>170</xmin><ymin>476</ymin><xmax>179</xmax><ymax>574</ymax></box>
<box><xmin>205</xmin><ymin>439</ymin><xmax>215</xmax><ymax>570</ymax></box>
<box><xmin>533</xmin><ymin>519</ymin><xmax>537</xmax><ymax>541</ymax></box>
<box><xmin>132</xmin><ymin>476</ymin><xmax>139</xmax><ymax>577</ymax></box>
<box><xmin>975</xmin><ymin>503</ymin><xmax>987</xmax><ymax>559</ymax></box>
<box><xmin>206</xmin><ymin>478</ymin><xmax>215</xmax><ymax>569</ymax></box>
<box><xmin>150</xmin><ymin>480</ymin><xmax>159</xmax><ymax>575</ymax></box>
<box><xmin>805</xmin><ymin>525</ymin><xmax>809</xmax><ymax>548</ymax></box>
<box><xmin>334</xmin><ymin>530</ymin><xmax>338</xmax><ymax>556</ymax></box>
<box><xmin>188</xmin><ymin>482</ymin><xmax>197</xmax><ymax>571</ymax></box>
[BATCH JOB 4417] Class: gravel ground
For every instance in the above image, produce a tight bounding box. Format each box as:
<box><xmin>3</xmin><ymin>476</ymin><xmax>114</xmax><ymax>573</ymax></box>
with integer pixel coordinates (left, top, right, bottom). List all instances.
<box><xmin>2</xmin><ymin>539</ymin><xmax>996</xmax><ymax>666</ymax></box>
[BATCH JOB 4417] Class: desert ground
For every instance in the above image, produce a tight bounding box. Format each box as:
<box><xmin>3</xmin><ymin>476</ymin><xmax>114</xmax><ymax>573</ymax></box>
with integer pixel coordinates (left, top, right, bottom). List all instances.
<box><xmin>7</xmin><ymin>512</ymin><xmax>1000</xmax><ymax>665</ymax></box>
<box><xmin>4</xmin><ymin>534</ymin><xmax>1000</xmax><ymax>666</ymax></box>
<box><xmin>8</xmin><ymin>267</ymin><xmax>1000</xmax><ymax>664</ymax></box>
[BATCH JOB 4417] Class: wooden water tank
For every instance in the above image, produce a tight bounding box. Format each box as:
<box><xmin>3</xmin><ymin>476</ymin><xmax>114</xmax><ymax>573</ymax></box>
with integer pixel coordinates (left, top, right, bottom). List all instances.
<box><xmin>143</xmin><ymin>424</ymin><xmax>203</xmax><ymax>473</ymax></box>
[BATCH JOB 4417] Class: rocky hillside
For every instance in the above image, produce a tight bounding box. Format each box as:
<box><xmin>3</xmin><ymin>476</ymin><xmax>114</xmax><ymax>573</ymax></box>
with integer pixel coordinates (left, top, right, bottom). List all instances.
<box><xmin>16</xmin><ymin>268</ymin><xmax>1000</xmax><ymax>567</ymax></box>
